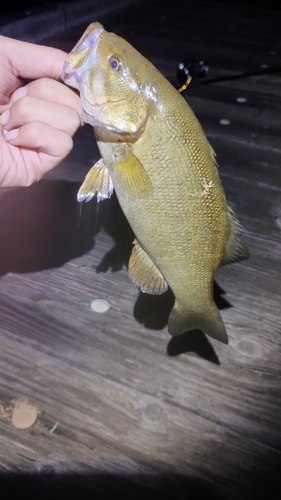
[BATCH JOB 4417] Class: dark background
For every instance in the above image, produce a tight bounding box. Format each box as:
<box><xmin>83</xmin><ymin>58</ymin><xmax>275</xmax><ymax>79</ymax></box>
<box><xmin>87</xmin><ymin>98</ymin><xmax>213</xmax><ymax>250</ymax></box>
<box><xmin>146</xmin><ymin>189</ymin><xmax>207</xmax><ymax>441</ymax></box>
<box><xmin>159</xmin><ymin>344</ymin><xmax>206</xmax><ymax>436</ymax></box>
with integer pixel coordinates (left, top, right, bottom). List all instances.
<box><xmin>2</xmin><ymin>0</ymin><xmax>281</xmax><ymax>17</ymax></box>
<box><xmin>2</xmin><ymin>1</ymin><xmax>72</xmax><ymax>16</ymax></box>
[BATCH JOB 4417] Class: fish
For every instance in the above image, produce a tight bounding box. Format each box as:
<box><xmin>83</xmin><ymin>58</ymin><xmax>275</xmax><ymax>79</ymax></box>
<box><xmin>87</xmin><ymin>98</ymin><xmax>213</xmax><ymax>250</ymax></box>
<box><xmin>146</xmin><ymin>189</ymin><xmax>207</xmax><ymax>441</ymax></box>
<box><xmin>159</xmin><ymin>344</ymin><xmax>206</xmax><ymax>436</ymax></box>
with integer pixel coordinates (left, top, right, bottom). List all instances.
<box><xmin>62</xmin><ymin>22</ymin><xmax>249</xmax><ymax>344</ymax></box>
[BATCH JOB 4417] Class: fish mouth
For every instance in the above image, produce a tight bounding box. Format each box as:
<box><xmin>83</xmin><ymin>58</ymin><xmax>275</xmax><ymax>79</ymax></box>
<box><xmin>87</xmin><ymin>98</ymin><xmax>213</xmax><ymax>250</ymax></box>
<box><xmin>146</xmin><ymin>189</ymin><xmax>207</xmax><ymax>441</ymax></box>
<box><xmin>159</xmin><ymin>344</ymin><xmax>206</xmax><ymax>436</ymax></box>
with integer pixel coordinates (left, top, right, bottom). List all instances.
<box><xmin>61</xmin><ymin>23</ymin><xmax>104</xmax><ymax>89</ymax></box>
<box><xmin>62</xmin><ymin>22</ymin><xmax>130</xmax><ymax>132</ymax></box>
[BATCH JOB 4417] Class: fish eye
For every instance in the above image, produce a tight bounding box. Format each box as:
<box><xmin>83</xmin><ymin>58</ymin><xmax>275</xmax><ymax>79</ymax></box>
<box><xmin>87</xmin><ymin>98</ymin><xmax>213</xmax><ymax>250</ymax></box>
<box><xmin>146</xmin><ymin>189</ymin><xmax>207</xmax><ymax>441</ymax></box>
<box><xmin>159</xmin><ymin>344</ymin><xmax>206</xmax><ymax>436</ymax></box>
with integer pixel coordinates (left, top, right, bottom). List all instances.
<box><xmin>108</xmin><ymin>55</ymin><xmax>122</xmax><ymax>71</ymax></box>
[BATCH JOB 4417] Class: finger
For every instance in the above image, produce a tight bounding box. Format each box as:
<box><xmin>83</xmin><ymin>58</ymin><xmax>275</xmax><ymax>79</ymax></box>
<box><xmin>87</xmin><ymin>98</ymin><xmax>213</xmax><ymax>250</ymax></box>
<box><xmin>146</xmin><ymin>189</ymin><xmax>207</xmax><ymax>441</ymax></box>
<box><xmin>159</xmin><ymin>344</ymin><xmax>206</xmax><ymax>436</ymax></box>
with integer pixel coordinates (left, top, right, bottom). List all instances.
<box><xmin>5</xmin><ymin>121</ymin><xmax>73</xmax><ymax>159</ymax></box>
<box><xmin>0</xmin><ymin>35</ymin><xmax>67</xmax><ymax>81</ymax></box>
<box><xmin>0</xmin><ymin>102</ymin><xmax>12</xmax><ymax>114</ymax></box>
<box><xmin>1</xmin><ymin>96</ymin><xmax>81</xmax><ymax>136</ymax></box>
<box><xmin>11</xmin><ymin>78</ymin><xmax>83</xmax><ymax>118</ymax></box>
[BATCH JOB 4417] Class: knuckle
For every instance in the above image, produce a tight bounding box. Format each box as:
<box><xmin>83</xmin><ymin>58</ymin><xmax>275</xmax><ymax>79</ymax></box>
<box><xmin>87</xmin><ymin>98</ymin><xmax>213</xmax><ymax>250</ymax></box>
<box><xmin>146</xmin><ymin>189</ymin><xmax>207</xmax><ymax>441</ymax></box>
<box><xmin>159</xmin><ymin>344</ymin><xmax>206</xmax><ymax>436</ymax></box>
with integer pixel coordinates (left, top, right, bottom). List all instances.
<box><xmin>61</xmin><ymin>133</ymin><xmax>73</xmax><ymax>154</ymax></box>
<box><xmin>68</xmin><ymin>108</ymin><xmax>81</xmax><ymax>130</ymax></box>
<box><xmin>10</xmin><ymin>96</ymin><xmax>32</xmax><ymax>122</ymax></box>
<box><xmin>30</xmin><ymin>77</ymin><xmax>55</xmax><ymax>98</ymax></box>
<box><xmin>24</xmin><ymin>122</ymin><xmax>41</xmax><ymax>142</ymax></box>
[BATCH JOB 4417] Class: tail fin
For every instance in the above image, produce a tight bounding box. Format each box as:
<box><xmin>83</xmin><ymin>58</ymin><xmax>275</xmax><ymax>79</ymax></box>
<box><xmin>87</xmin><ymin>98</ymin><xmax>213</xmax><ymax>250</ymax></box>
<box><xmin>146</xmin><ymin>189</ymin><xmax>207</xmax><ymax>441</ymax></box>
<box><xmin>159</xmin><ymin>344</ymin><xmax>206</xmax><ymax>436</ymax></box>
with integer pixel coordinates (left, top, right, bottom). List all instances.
<box><xmin>168</xmin><ymin>301</ymin><xmax>228</xmax><ymax>344</ymax></box>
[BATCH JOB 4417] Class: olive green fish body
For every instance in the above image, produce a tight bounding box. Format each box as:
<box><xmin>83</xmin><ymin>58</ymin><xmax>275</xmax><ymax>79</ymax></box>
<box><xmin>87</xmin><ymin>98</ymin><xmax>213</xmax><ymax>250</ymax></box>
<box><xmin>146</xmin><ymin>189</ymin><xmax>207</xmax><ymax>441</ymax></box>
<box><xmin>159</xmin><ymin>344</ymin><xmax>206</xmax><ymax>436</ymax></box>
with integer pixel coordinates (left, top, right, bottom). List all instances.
<box><xmin>62</xmin><ymin>23</ymin><xmax>249</xmax><ymax>343</ymax></box>
<box><xmin>97</xmin><ymin>87</ymin><xmax>229</xmax><ymax>340</ymax></box>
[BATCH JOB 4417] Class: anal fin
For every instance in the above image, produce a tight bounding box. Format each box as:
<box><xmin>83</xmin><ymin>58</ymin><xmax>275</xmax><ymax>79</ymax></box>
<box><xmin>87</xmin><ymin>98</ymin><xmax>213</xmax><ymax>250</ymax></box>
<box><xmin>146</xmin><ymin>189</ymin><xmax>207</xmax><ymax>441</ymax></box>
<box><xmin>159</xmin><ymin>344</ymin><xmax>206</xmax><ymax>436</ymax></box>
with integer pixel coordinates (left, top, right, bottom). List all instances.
<box><xmin>77</xmin><ymin>158</ymin><xmax>114</xmax><ymax>202</ymax></box>
<box><xmin>128</xmin><ymin>240</ymin><xmax>168</xmax><ymax>295</ymax></box>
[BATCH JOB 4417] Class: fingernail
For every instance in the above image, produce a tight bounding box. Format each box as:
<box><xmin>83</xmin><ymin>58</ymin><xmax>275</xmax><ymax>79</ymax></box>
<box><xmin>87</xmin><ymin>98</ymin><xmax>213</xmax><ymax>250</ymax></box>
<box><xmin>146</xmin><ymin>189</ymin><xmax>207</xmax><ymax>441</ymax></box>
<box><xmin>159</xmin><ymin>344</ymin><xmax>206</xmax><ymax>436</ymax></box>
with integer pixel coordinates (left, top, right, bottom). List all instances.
<box><xmin>0</xmin><ymin>109</ymin><xmax>10</xmax><ymax>126</ymax></box>
<box><xmin>4</xmin><ymin>128</ymin><xmax>19</xmax><ymax>141</ymax></box>
<box><xmin>10</xmin><ymin>85</ymin><xmax>27</xmax><ymax>103</ymax></box>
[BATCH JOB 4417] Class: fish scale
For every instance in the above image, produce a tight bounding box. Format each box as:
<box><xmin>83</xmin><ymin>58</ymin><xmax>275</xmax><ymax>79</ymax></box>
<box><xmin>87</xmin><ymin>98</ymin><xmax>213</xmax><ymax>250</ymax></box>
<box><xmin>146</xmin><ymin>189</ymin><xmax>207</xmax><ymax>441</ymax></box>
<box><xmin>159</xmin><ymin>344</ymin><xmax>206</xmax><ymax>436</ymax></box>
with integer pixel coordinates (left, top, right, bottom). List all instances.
<box><xmin>62</xmin><ymin>22</ymin><xmax>249</xmax><ymax>344</ymax></box>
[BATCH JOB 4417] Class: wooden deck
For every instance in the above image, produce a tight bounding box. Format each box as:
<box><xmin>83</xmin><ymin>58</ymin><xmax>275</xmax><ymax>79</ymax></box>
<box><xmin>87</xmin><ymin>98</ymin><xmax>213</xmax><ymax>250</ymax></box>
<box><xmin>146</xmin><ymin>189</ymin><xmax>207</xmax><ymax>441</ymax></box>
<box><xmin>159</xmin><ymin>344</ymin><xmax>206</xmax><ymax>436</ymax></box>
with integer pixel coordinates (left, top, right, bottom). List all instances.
<box><xmin>0</xmin><ymin>1</ymin><xmax>281</xmax><ymax>499</ymax></box>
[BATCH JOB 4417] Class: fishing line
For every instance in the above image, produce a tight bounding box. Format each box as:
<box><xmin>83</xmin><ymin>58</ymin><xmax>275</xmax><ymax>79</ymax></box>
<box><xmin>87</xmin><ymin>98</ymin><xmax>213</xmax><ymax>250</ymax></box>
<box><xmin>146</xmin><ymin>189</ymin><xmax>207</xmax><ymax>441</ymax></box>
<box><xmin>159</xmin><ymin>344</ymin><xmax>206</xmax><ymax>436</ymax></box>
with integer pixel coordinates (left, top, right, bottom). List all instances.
<box><xmin>176</xmin><ymin>60</ymin><xmax>281</xmax><ymax>91</ymax></box>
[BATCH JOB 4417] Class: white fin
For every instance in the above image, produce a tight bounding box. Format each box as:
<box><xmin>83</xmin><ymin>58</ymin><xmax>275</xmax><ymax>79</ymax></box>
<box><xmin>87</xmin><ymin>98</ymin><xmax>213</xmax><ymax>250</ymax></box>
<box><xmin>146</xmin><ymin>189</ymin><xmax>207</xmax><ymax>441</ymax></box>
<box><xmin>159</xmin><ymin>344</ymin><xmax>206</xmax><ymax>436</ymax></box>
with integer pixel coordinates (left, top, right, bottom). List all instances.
<box><xmin>77</xmin><ymin>158</ymin><xmax>114</xmax><ymax>202</ymax></box>
<box><xmin>128</xmin><ymin>240</ymin><xmax>168</xmax><ymax>295</ymax></box>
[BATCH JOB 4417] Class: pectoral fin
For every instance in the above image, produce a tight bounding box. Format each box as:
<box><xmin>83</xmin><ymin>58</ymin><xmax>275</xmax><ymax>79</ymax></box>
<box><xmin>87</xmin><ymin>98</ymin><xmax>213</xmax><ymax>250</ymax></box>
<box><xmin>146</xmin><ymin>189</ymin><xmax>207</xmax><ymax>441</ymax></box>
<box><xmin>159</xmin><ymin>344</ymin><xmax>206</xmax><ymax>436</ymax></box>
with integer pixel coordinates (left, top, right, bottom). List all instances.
<box><xmin>128</xmin><ymin>240</ymin><xmax>168</xmax><ymax>295</ymax></box>
<box><xmin>114</xmin><ymin>148</ymin><xmax>153</xmax><ymax>195</ymax></box>
<box><xmin>77</xmin><ymin>158</ymin><xmax>114</xmax><ymax>202</ymax></box>
<box><xmin>220</xmin><ymin>206</ymin><xmax>250</xmax><ymax>265</ymax></box>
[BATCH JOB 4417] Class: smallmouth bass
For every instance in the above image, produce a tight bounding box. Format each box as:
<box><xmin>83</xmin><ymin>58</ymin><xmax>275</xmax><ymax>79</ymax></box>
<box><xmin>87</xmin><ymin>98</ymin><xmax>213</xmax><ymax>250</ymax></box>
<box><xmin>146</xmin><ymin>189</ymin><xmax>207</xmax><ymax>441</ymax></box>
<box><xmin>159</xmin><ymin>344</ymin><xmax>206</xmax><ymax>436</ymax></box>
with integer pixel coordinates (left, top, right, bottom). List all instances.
<box><xmin>62</xmin><ymin>23</ymin><xmax>249</xmax><ymax>344</ymax></box>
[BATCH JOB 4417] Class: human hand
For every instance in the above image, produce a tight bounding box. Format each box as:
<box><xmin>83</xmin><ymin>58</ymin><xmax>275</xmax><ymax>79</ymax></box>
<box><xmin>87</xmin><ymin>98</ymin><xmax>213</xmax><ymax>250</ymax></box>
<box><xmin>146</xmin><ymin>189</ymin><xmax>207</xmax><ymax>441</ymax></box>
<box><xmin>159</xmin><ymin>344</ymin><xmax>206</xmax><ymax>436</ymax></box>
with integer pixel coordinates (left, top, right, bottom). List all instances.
<box><xmin>0</xmin><ymin>35</ymin><xmax>83</xmax><ymax>187</ymax></box>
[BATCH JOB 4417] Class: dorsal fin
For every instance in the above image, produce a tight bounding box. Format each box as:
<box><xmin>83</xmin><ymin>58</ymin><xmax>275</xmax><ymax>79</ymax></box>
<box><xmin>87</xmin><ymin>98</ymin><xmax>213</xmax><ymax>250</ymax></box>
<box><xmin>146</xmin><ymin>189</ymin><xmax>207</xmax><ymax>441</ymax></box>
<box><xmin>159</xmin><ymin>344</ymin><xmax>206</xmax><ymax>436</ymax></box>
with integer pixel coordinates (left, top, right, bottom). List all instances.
<box><xmin>221</xmin><ymin>207</ymin><xmax>250</xmax><ymax>266</ymax></box>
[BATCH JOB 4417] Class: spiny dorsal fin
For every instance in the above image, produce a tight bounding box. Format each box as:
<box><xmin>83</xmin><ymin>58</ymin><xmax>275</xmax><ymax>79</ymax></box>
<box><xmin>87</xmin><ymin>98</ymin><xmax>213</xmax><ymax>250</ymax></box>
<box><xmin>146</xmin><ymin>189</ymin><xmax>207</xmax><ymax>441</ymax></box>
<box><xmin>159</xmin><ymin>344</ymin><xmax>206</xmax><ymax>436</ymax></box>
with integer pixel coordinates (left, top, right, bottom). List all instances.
<box><xmin>128</xmin><ymin>240</ymin><xmax>168</xmax><ymax>295</ymax></box>
<box><xmin>77</xmin><ymin>158</ymin><xmax>113</xmax><ymax>202</ymax></box>
<box><xmin>220</xmin><ymin>206</ymin><xmax>250</xmax><ymax>266</ymax></box>
<box><xmin>115</xmin><ymin>148</ymin><xmax>153</xmax><ymax>195</ymax></box>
